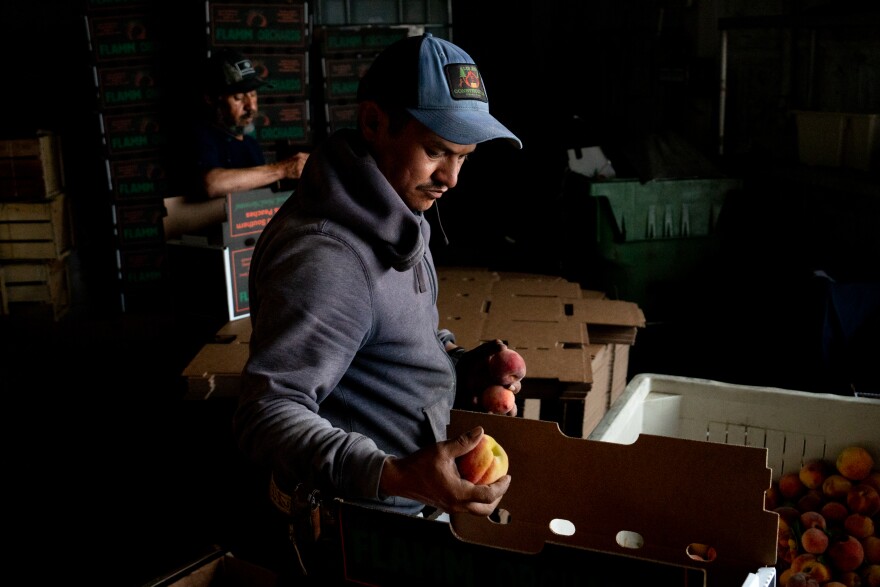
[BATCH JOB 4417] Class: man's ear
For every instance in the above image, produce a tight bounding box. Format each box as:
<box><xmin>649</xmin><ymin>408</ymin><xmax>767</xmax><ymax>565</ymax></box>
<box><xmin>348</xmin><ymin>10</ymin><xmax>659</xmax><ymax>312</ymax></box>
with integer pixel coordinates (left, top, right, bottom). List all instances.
<box><xmin>358</xmin><ymin>101</ymin><xmax>382</xmax><ymax>139</ymax></box>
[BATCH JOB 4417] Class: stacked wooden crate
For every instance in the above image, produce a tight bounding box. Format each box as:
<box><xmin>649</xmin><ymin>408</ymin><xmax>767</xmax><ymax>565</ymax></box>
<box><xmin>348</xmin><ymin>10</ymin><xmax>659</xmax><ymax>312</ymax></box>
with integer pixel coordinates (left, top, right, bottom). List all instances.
<box><xmin>0</xmin><ymin>131</ymin><xmax>72</xmax><ymax>320</ymax></box>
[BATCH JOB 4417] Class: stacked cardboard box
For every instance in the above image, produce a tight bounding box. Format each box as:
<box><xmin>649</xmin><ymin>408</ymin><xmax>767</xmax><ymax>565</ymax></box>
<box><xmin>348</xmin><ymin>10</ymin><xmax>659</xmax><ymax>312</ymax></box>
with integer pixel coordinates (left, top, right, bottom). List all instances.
<box><xmin>436</xmin><ymin>267</ymin><xmax>645</xmax><ymax>437</ymax></box>
<box><xmin>183</xmin><ymin>267</ymin><xmax>646</xmax><ymax>438</ymax></box>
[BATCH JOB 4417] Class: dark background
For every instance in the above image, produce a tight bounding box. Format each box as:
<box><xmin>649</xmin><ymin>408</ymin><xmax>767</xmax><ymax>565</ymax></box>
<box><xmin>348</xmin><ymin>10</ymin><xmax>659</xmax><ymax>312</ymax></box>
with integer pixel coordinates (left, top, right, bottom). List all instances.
<box><xmin>2</xmin><ymin>1</ymin><xmax>879</xmax><ymax>584</ymax></box>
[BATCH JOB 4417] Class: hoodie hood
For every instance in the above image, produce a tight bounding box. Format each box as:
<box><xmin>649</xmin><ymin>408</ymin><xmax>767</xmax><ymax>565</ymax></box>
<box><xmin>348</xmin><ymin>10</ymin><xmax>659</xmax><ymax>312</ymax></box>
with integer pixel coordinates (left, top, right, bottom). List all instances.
<box><xmin>293</xmin><ymin>129</ymin><xmax>425</xmax><ymax>272</ymax></box>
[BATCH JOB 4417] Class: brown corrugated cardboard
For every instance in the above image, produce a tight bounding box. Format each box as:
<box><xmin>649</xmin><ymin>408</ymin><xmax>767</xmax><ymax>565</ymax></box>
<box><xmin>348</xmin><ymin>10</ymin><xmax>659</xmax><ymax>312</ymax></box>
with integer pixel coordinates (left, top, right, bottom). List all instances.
<box><xmin>331</xmin><ymin>410</ymin><xmax>776</xmax><ymax>586</ymax></box>
<box><xmin>445</xmin><ymin>410</ymin><xmax>776</xmax><ymax>587</ymax></box>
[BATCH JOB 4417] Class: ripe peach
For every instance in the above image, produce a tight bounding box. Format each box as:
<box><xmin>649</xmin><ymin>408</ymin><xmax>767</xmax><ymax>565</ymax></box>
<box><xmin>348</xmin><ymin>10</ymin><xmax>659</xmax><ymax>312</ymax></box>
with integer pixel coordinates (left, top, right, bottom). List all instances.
<box><xmin>863</xmin><ymin>471</ymin><xmax>880</xmax><ymax>492</ymax></box>
<box><xmin>487</xmin><ymin>347</ymin><xmax>526</xmax><ymax>386</ymax></box>
<box><xmin>456</xmin><ymin>433</ymin><xmax>509</xmax><ymax>485</ymax></box>
<box><xmin>824</xmin><ymin>474</ymin><xmax>854</xmax><ymax>500</ymax></box>
<box><xmin>791</xmin><ymin>553</ymin><xmax>818</xmax><ymax>573</ymax></box>
<box><xmin>800</xmin><ymin>510</ymin><xmax>828</xmax><ymax>530</ymax></box>
<box><xmin>836</xmin><ymin>571</ymin><xmax>863</xmax><ymax>587</ymax></box>
<box><xmin>801</xmin><ymin>527</ymin><xmax>830</xmax><ymax>554</ymax></box>
<box><xmin>780</xmin><ymin>568</ymin><xmax>799</xmax><ymax>586</ymax></box>
<box><xmin>766</xmin><ymin>484</ymin><xmax>782</xmax><ymax>510</ymax></box>
<box><xmin>845</xmin><ymin>513</ymin><xmax>875</xmax><ymax>539</ymax></box>
<box><xmin>862</xmin><ymin>535</ymin><xmax>880</xmax><ymax>565</ymax></box>
<box><xmin>800</xmin><ymin>459</ymin><xmax>829</xmax><ymax>490</ymax></box>
<box><xmin>799</xmin><ymin>559</ymin><xmax>832</xmax><ymax>583</ymax></box>
<box><xmin>848</xmin><ymin>484</ymin><xmax>880</xmax><ymax>516</ymax></box>
<box><xmin>776</xmin><ymin>505</ymin><xmax>802</xmax><ymax>526</ymax></box>
<box><xmin>837</xmin><ymin>446</ymin><xmax>875</xmax><ymax>481</ymax></box>
<box><xmin>827</xmin><ymin>583</ymin><xmax>850</xmax><ymax>587</ymax></box>
<box><xmin>797</xmin><ymin>489</ymin><xmax>824</xmax><ymax>513</ymax></box>
<box><xmin>863</xmin><ymin>565</ymin><xmax>880</xmax><ymax>587</ymax></box>
<box><xmin>480</xmin><ymin>385</ymin><xmax>516</xmax><ymax>415</ymax></box>
<box><xmin>780</xmin><ymin>471</ymin><xmax>808</xmax><ymax>500</ymax></box>
<box><xmin>827</xmin><ymin>535</ymin><xmax>866</xmax><ymax>573</ymax></box>
<box><xmin>786</xmin><ymin>572</ymin><xmax>821</xmax><ymax>587</ymax></box>
<box><xmin>778</xmin><ymin>516</ymin><xmax>796</xmax><ymax>560</ymax></box>
<box><xmin>821</xmin><ymin>501</ymin><xmax>851</xmax><ymax>526</ymax></box>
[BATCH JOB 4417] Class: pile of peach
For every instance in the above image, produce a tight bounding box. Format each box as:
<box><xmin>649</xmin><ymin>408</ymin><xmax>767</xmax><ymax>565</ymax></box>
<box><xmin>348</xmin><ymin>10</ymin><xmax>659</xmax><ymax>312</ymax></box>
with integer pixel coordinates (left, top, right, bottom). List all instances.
<box><xmin>767</xmin><ymin>445</ymin><xmax>880</xmax><ymax>586</ymax></box>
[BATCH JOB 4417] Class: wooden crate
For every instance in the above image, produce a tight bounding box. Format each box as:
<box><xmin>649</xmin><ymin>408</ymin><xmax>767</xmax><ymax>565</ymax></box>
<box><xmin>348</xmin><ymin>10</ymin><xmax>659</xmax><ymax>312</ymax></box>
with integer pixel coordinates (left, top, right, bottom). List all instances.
<box><xmin>0</xmin><ymin>132</ymin><xmax>65</xmax><ymax>199</ymax></box>
<box><xmin>0</xmin><ymin>193</ymin><xmax>73</xmax><ymax>260</ymax></box>
<box><xmin>0</xmin><ymin>257</ymin><xmax>71</xmax><ymax>321</ymax></box>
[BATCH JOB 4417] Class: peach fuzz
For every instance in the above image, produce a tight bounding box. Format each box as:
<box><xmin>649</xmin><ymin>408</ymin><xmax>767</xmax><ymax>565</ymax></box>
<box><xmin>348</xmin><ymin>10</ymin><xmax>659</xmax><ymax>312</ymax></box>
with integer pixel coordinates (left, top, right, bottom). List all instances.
<box><xmin>800</xmin><ymin>527</ymin><xmax>829</xmax><ymax>554</ymax></box>
<box><xmin>837</xmin><ymin>446</ymin><xmax>875</xmax><ymax>481</ymax></box>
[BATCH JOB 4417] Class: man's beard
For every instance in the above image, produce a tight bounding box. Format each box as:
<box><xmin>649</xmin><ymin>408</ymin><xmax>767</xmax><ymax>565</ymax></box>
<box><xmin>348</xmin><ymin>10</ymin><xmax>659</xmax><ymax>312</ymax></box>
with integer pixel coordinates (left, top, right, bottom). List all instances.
<box><xmin>230</xmin><ymin>122</ymin><xmax>256</xmax><ymax>136</ymax></box>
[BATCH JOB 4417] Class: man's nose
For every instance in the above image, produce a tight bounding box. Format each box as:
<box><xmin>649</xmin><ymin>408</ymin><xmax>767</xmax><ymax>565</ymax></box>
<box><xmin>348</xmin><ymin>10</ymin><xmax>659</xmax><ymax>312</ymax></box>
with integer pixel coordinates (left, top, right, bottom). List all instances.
<box><xmin>434</xmin><ymin>159</ymin><xmax>461</xmax><ymax>188</ymax></box>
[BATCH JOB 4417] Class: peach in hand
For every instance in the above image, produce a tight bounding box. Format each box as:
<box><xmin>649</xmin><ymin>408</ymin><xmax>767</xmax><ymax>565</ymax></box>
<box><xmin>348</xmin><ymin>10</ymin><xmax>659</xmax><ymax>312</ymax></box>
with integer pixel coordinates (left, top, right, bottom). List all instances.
<box><xmin>456</xmin><ymin>433</ymin><xmax>509</xmax><ymax>485</ymax></box>
<box><xmin>481</xmin><ymin>385</ymin><xmax>516</xmax><ymax>415</ymax></box>
<box><xmin>487</xmin><ymin>346</ymin><xmax>526</xmax><ymax>386</ymax></box>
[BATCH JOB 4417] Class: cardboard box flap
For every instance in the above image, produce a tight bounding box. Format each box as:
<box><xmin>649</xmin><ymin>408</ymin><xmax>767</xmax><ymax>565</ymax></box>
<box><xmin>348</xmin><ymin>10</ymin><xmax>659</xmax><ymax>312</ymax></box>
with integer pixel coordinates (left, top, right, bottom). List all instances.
<box><xmin>491</xmin><ymin>275</ymin><xmax>583</xmax><ymax>298</ymax></box>
<box><xmin>568</xmin><ymin>298</ymin><xmax>646</xmax><ymax>345</ymax></box>
<box><xmin>447</xmin><ymin>410</ymin><xmax>777</xmax><ymax>584</ymax></box>
<box><xmin>216</xmin><ymin>317</ymin><xmax>252</xmax><ymax>343</ymax></box>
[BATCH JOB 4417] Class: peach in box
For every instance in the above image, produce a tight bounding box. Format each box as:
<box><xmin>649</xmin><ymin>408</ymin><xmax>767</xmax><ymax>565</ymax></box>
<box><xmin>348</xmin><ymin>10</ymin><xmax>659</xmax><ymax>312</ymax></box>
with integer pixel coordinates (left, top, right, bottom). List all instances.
<box><xmin>456</xmin><ymin>433</ymin><xmax>508</xmax><ymax>485</ymax></box>
<box><xmin>837</xmin><ymin>446</ymin><xmax>874</xmax><ymax>481</ymax></box>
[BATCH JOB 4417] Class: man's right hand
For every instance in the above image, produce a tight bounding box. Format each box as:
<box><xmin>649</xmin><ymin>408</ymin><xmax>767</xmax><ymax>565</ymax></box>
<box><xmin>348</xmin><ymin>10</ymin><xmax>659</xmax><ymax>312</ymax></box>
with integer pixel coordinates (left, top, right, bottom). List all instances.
<box><xmin>378</xmin><ymin>426</ymin><xmax>511</xmax><ymax>517</ymax></box>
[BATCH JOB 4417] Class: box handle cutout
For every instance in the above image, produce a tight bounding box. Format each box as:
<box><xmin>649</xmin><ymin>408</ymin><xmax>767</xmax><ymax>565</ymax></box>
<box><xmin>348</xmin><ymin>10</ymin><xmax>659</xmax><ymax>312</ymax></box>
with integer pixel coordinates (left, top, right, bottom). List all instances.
<box><xmin>549</xmin><ymin>518</ymin><xmax>575</xmax><ymax>536</ymax></box>
<box><xmin>616</xmin><ymin>530</ymin><xmax>644</xmax><ymax>549</ymax></box>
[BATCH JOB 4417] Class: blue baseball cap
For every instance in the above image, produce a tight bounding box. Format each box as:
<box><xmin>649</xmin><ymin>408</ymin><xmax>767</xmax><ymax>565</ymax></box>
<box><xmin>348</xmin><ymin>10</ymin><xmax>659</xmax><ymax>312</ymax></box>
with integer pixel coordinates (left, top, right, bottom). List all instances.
<box><xmin>357</xmin><ymin>33</ymin><xmax>522</xmax><ymax>149</ymax></box>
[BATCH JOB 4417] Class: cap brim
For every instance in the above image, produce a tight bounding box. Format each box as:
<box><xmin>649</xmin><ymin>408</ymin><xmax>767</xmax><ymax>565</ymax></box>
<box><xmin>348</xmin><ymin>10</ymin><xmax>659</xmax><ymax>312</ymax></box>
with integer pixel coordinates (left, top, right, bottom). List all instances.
<box><xmin>222</xmin><ymin>78</ymin><xmax>272</xmax><ymax>95</ymax></box>
<box><xmin>409</xmin><ymin>108</ymin><xmax>522</xmax><ymax>149</ymax></box>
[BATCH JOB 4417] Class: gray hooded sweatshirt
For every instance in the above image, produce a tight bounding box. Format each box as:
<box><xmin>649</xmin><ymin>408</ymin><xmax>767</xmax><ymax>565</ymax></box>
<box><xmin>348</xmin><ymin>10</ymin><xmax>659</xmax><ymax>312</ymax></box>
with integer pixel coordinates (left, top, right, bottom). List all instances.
<box><xmin>234</xmin><ymin>128</ymin><xmax>458</xmax><ymax>515</ymax></box>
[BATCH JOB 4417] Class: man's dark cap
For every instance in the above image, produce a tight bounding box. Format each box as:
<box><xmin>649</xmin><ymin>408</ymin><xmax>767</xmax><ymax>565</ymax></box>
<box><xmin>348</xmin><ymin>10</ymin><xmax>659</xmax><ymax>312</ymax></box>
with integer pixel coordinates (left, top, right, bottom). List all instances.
<box><xmin>206</xmin><ymin>48</ymin><xmax>272</xmax><ymax>95</ymax></box>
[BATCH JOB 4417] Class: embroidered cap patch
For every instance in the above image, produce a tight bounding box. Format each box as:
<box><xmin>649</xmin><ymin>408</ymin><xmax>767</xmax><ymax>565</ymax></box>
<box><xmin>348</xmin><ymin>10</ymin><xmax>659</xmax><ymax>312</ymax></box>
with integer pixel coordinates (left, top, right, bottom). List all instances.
<box><xmin>444</xmin><ymin>63</ymin><xmax>488</xmax><ymax>103</ymax></box>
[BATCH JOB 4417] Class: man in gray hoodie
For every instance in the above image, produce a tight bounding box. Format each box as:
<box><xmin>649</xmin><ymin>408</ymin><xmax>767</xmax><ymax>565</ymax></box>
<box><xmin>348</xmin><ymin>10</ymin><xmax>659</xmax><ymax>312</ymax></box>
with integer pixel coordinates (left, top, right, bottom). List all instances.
<box><xmin>234</xmin><ymin>32</ymin><xmax>524</xmax><ymax>577</ymax></box>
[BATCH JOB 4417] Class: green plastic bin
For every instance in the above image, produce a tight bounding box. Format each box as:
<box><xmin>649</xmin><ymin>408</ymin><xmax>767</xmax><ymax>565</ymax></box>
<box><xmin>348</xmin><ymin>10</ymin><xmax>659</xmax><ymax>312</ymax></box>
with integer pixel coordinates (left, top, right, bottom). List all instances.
<box><xmin>586</xmin><ymin>177</ymin><xmax>742</xmax><ymax>320</ymax></box>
